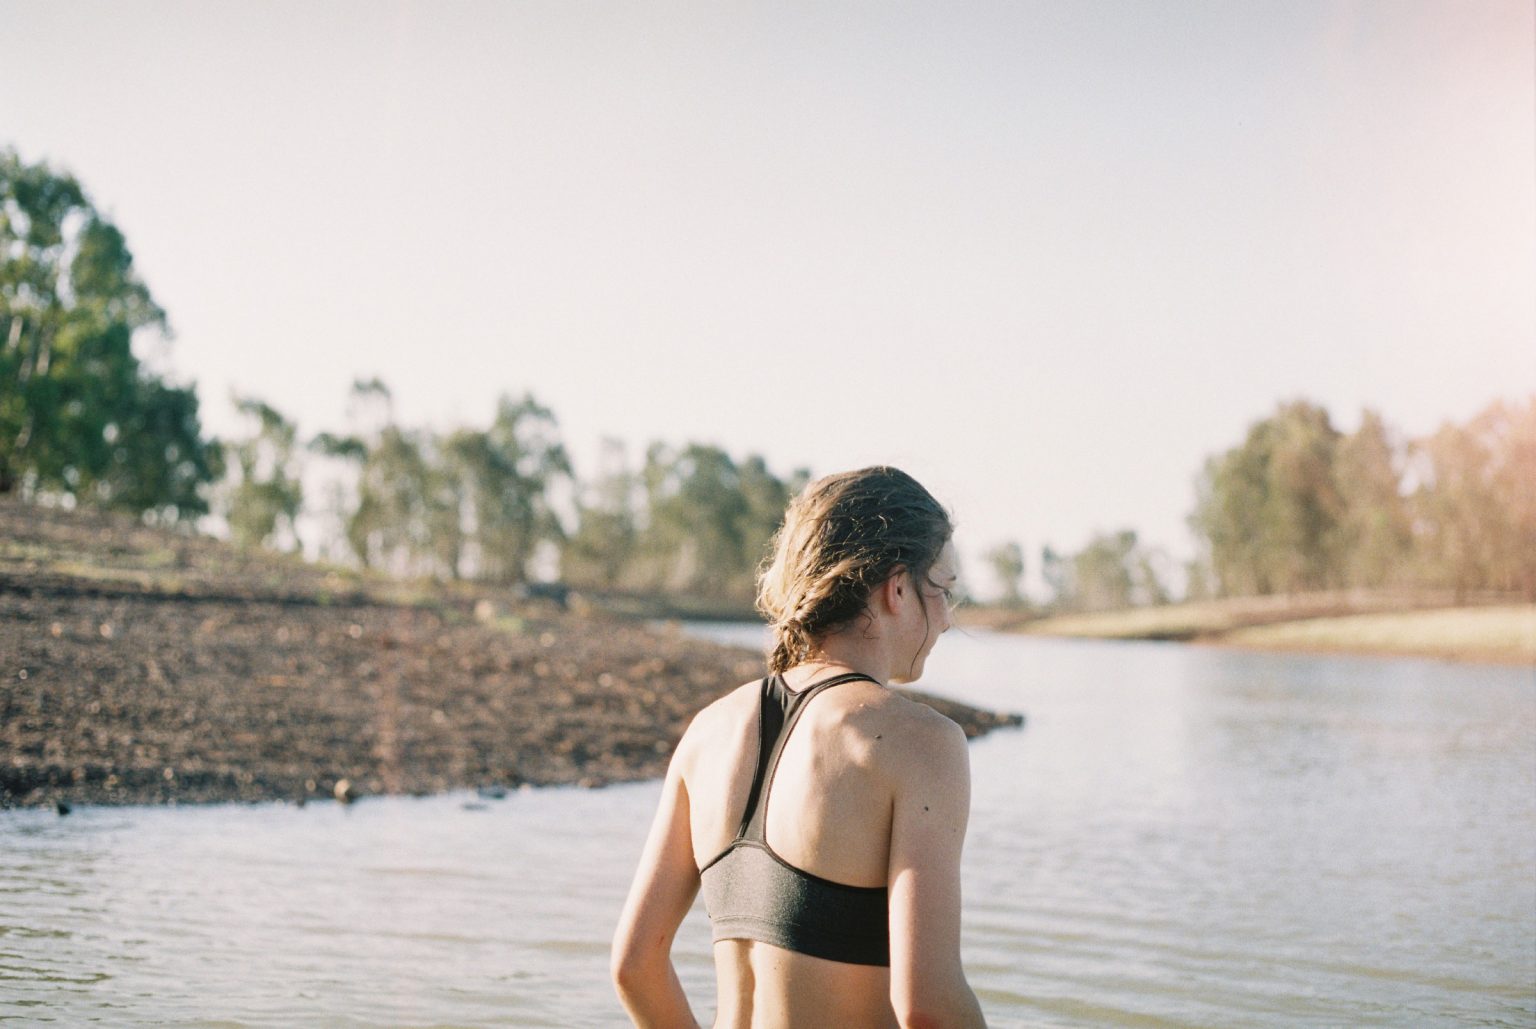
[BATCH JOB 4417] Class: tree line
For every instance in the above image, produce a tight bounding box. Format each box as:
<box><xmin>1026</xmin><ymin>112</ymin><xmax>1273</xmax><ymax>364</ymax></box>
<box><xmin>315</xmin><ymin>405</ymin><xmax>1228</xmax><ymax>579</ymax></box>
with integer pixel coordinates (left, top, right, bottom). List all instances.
<box><xmin>1189</xmin><ymin>397</ymin><xmax>1534</xmax><ymax>602</ymax></box>
<box><xmin>984</xmin><ymin>531</ymin><xmax>1173</xmax><ymax>614</ymax></box>
<box><xmin>224</xmin><ymin>377</ymin><xmax>805</xmax><ymax>604</ymax></box>
<box><xmin>1</xmin><ymin>148</ymin><xmax>803</xmax><ymax>605</ymax></box>
<box><xmin>7</xmin><ymin>149</ymin><xmax>1531</xmax><ymax>611</ymax></box>
<box><xmin>986</xmin><ymin>397</ymin><xmax>1535</xmax><ymax>612</ymax></box>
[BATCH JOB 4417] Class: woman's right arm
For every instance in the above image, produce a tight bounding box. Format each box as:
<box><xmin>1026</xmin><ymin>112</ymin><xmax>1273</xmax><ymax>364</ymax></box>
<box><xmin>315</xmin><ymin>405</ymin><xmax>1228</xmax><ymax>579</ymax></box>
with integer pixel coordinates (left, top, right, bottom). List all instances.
<box><xmin>887</xmin><ymin>712</ymin><xmax>987</xmax><ymax>1028</ymax></box>
<box><xmin>611</xmin><ymin>741</ymin><xmax>703</xmax><ymax>1028</ymax></box>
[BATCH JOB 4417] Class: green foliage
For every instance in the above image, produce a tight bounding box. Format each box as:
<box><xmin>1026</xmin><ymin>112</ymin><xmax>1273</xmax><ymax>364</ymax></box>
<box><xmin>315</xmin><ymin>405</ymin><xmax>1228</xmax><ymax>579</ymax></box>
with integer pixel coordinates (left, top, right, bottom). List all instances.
<box><xmin>0</xmin><ymin>148</ymin><xmax>218</xmax><ymax>517</ymax></box>
<box><xmin>570</xmin><ymin>441</ymin><xmax>799</xmax><ymax>603</ymax></box>
<box><xmin>224</xmin><ymin>394</ymin><xmax>303</xmax><ymax>550</ymax></box>
<box><xmin>985</xmin><ymin>541</ymin><xmax>1026</xmax><ymax>607</ymax></box>
<box><xmin>561</xmin><ymin>437</ymin><xmax>638</xmax><ymax>589</ymax></box>
<box><xmin>1191</xmin><ymin>400</ymin><xmax>1345</xmax><ymax>595</ymax></box>
<box><xmin>299</xmin><ymin>385</ymin><xmax>572</xmax><ymax>583</ymax></box>
<box><xmin>1191</xmin><ymin>396</ymin><xmax>1534</xmax><ymax>600</ymax></box>
<box><xmin>1409</xmin><ymin>398</ymin><xmax>1536</xmax><ymax>599</ymax></box>
<box><xmin>1332</xmin><ymin>410</ymin><xmax>1411</xmax><ymax>588</ymax></box>
<box><xmin>444</xmin><ymin>393</ymin><xmax>572</xmax><ymax>584</ymax></box>
<box><xmin>652</xmin><ymin>445</ymin><xmax>748</xmax><ymax>597</ymax></box>
<box><xmin>292</xmin><ymin>382</ymin><xmax>796</xmax><ymax>602</ymax></box>
<box><xmin>355</xmin><ymin>425</ymin><xmax>438</xmax><ymax>576</ymax></box>
<box><xmin>1040</xmin><ymin>530</ymin><xmax>1168</xmax><ymax>613</ymax></box>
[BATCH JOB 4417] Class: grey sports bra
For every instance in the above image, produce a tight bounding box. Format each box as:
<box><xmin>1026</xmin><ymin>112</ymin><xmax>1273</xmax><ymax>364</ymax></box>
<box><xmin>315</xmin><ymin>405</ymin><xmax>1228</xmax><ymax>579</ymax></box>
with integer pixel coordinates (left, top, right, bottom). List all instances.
<box><xmin>698</xmin><ymin>672</ymin><xmax>889</xmax><ymax>967</ymax></box>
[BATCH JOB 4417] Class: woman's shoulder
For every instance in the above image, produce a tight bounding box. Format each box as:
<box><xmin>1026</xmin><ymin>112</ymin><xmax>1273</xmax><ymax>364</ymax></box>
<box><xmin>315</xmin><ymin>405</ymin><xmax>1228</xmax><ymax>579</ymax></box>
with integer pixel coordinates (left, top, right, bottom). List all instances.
<box><xmin>804</xmin><ymin>683</ymin><xmax>967</xmax><ymax>782</ymax></box>
<box><xmin>845</xmin><ymin>683</ymin><xmax>966</xmax><ymax>736</ymax></box>
<box><xmin>858</xmin><ymin>690</ymin><xmax>970</xmax><ymax>782</ymax></box>
<box><xmin>699</xmin><ymin>678</ymin><xmax>764</xmax><ymax>721</ymax></box>
<box><xmin>673</xmin><ymin>678</ymin><xmax>763</xmax><ymax>760</ymax></box>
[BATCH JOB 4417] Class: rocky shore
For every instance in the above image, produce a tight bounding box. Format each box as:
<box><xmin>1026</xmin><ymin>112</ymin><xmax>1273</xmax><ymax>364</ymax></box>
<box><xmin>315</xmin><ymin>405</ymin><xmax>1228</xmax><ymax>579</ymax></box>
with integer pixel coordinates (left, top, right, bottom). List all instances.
<box><xmin>0</xmin><ymin>501</ymin><xmax>1022</xmax><ymax>810</ymax></box>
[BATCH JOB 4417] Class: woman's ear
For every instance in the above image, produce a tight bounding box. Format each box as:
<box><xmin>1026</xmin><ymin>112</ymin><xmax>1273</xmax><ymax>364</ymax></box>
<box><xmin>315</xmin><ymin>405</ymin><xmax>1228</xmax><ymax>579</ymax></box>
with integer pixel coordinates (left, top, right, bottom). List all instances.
<box><xmin>877</xmin><ymin>566</ymin><xmax>909</xmax><ymax>614</ymax></box>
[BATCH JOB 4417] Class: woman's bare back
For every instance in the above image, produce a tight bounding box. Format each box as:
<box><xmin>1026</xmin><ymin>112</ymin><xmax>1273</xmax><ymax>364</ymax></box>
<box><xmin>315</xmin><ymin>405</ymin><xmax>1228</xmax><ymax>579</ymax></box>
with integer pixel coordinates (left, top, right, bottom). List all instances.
<box><xmin>677</xmin><ymin>672</ymin><xmax>955</xmax><ymax>1026</ymax></box>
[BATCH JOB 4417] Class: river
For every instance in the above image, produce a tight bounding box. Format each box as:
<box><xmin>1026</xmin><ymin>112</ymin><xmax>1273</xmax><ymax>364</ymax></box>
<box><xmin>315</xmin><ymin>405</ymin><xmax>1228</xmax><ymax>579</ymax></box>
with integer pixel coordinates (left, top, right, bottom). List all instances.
<box><xmin>3</xmin><ymin>628</ymin><xmax>1533</xmax><ymax>1027</ymax></box>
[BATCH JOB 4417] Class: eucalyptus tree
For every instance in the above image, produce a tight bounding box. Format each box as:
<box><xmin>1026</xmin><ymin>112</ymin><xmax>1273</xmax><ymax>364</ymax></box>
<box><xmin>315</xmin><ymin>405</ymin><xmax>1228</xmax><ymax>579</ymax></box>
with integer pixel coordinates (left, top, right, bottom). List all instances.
<box><xmin>1040</xmin><ymin>544</ymin><xmax>1072</xmax><ymax>611</ymax></box>
<box><xmin>1263</xmin><ymin>400</ymin><xmax>1345</xmax><ymax>592</ymax></box>
<box><xmin>1191</xmin><ymin>399</ymin><xmax>1345</xmax><ymax>596</ymax></box>
<box><xmin>1409</xmin><ymin>397</ymin><xmax>1536</xmax><ymax>599</ymax></box>
<box><xmin>0</xmin><ymin>148</ymin><xmax>218</xmax><ymax>516</ymax></box>
<box><xmin>985</xmin><ymin>541</ymin><xmax>1026</xmax><ymax>608</ymax></box>
<box><xmin>1491</xmin><ymin>397</ymin><xmax>1536</xmax><ymax>599</ymax></box>
<box><xmin>562</xmin><ymin>436</ymin><xmax>639</xmax><ymax>590</ymax></box>
<box><xmin>1071</xmin><ymin>530</ymin><xmax>1139</xmax><ymax>612</ymax></box>
<box><xmin>225</xmin><ymin>393</ymin><xmax>303</xmax><ymax>550</ymax></box>
<box><xmin>311</xmin><ymin>379</ymin><xmax>437</xmax><ymax>575</ymax></box>
<box><xmin>1038</xmin><ymin>531</ymin><xmax>1168</xmax><ymax>613</ymax></box>
<box><xmin>646</xmin><ymin>444</ymin><xmax>746</xmax><ymax>596</ymax></box>
<box><xmin>1332</xmin><ymin>410</ymin><xmax>1411</xmax><ymax>589</ymax></box>
<box><xmin>447</xmin><ymin>393</ymin><xmax>572</xmax><ymax>584</ymax></box>
<box><xmin>736</xmin><ymin>454</ymin><xmax>803</xmax><ymax>577</ymax></box>
<box><xmin>634</xmin><ymin>443</ymin><xmax>798</xmax><ymax>602</ymax></box>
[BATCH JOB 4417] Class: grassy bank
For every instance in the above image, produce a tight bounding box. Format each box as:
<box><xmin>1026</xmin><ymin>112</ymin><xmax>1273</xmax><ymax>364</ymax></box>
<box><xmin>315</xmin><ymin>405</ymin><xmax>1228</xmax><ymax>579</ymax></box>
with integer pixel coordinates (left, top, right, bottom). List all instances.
<box><xmin>963</xmin><ymin>591</ymin><xmax>1534</xmax><ymax>665</ymax></box>
<box><xmin>1218</xmin><ymin>606</ymin><xmax>1536</xmax><ymax>665</ymax></box>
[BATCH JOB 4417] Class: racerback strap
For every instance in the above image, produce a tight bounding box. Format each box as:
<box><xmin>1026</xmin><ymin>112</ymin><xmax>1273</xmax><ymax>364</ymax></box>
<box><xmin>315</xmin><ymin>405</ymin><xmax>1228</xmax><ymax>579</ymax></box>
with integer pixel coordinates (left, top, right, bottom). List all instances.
<box><xmin>734</xmin><ymin>671</ymin><xmax>880</xmax><ymax>842</ymax></box>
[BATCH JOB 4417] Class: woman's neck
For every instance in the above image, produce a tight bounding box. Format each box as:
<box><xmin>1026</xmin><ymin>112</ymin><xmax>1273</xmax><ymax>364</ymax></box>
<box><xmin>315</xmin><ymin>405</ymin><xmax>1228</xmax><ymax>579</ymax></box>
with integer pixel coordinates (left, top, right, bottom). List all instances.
<box><xmin>790</xmin><ymin>635</ymin><xmax>895</xmax><ymax>689</ymax></box>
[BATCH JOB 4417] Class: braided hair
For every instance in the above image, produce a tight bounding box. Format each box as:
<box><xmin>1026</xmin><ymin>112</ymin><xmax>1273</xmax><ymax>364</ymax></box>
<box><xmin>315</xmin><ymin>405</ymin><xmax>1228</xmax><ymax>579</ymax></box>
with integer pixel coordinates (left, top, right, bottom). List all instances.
<box><xmin>756</xmin><ymin>467</ymin><xmax>952</xmax><ymax>674</ymax></box>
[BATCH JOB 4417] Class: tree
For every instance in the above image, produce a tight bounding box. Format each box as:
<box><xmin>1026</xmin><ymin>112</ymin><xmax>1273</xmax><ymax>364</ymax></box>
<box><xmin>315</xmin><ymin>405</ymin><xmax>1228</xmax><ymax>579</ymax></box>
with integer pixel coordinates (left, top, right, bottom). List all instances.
<box><xmin>736</xmin><ymin>454</ymin><xmax>804</xmax><ymax>578</ymax></box>
<box><xmin>1490</xmin><ymin>397</ymin><xmax>1536</xmax><ymax>599</ymax></box>
<box><xmin>1191</xmin><ymin>443</ymin><xmax>1270</xmax><ymax>596</ymax></box>
<box><xmin>1264</xmin><ymin>401</ymin><xmax>1344</xmax><ymax>592</ymax></box>
<box><xmin>631</xmin><ymin>443</ymin><xmax>798</xmax><ymax>602</ymax></box>
<box><xmin>985</xmin><ymin>541</ymin><xmax>1026</xmax><ymax>607</ymax></box>
<box><xmin>311</xmin><ymin>379</ymin><xmax>436</xmax><ymax>575</ymax></box>
<box><xmin>357</xmin><ymin>423</ymin><xmax>438</xmax><ymax>576</ymax></box>
<box><xmin>1072</xmin><ymin>530</ymin><xmax>1138</xmax><ymax>612</ymax></box>
<box><xmin>0</xmin><ymin>148</ymin><xmax>219</xmax><ymax>517</ymax></box>
<box><xmin>307</xmin><ymin>384</ymin><xmax>572</xmax><ymax>582</ymax></box>
<box><xmin>1132</xmin><ymin>546</ymin><xmax>1173</xmax><ymax>606</ymax></box>
<box><xmin>648</xmin><ymin>444</ymin><xmax>749</xmax><ymax>597</ymax></box>
<box><xmin>1408</xmin><ymin>397</ymin><xmax>1536</xmax><ymax>600</ymax></box>
<box><xmin>1040</xmin><ymin>544</ymin><xmax>1072</xmax><ymax>611</ymax></box>
<box><xmin>562</xmin><ymin>437</ymin><xmax>639</xmax><ymax>590</ymax></box>
<box><xmin>309</xmin><ymin>427</ymin><xmax>369</xmax><ymax>565</ymax></box>
<box><xmin>224</xmin><ymin>393</ymin><xmax>303</xmax><ymax>550</ymax></box>
<box><xmin>1040</xmin><ymin>531</ymin><xmax>1167</xmax><ymax>612</ymax></box>
<box><xmin>1191</xmin><ymin>399</ymin><xmax>1344</xmax><ymax>596</ymax></box>
<box><xmin>1332</xmin><ymin>410</ymin><xmax>1411</xmax><ymax>589</ymax></box>
<box><xmin>447</xmin><ymin>393</ymin><xmax>572</xmax><ymax>584</ymax></box>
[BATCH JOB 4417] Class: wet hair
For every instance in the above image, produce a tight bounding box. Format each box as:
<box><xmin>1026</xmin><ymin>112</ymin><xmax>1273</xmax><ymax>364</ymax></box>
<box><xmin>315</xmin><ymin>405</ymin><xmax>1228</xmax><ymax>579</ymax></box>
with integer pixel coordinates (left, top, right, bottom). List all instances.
<box><xmin>756</xmin><ymin>466</ymin><xmax>952</xmax><ymax>674</ymax></box>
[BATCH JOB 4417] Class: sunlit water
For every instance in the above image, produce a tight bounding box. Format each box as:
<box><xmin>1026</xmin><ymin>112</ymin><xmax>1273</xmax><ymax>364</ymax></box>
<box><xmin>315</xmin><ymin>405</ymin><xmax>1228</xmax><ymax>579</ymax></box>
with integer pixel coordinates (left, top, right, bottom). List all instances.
<box><xmin>3</xmin><ymin>628</ymin><xmax>1533</xmax><ymax>1027</ymax></box>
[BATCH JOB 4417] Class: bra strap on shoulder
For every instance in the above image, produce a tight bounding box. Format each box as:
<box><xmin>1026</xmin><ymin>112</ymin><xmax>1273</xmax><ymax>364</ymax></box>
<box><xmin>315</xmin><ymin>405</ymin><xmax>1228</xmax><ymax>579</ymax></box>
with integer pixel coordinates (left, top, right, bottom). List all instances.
<box><xmin>738</xmin><ymin>671</ymin><xmax>879</xmax><ymax>842</ymax></box>
<box><xmin>732</xmin><ymin>675</ymin><xmax>785</xmax><ymax>840</ymax></box>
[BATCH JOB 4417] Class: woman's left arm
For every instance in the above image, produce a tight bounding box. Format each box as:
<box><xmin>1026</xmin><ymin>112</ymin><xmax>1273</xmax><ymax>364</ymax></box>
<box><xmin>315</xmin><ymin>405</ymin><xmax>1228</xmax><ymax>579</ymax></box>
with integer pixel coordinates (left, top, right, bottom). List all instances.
<box><xmin>611</xmin><ymin>743</ymin><xmax>702</xmax><ymax>1028</ymax></box>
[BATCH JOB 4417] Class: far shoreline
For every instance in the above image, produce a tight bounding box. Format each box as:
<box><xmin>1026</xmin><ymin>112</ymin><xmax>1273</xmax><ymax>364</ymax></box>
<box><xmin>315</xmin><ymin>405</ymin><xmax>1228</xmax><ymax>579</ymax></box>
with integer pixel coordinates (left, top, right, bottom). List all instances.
<box><xmin>958</xmin><ymin>593</ymin><xmax>1536</xmax><ymax>668</ymax></box>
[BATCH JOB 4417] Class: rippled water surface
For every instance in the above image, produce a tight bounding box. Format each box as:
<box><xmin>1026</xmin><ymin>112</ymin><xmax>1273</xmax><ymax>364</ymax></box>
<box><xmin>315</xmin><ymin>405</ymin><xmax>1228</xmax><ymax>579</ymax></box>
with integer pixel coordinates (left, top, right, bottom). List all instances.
<box><xmin>3</xmin><ymin>630</ymin><xmax>1533</xmax><ymax>1026</ymax></box>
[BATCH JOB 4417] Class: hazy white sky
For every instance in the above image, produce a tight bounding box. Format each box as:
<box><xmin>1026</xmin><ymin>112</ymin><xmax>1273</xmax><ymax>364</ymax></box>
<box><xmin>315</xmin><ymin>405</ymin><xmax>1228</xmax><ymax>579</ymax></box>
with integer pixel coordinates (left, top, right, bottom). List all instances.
<box><xmin>2</xmin><ymin>0</ymin><xmax>1532</xmax><ymax>594</ymax></box>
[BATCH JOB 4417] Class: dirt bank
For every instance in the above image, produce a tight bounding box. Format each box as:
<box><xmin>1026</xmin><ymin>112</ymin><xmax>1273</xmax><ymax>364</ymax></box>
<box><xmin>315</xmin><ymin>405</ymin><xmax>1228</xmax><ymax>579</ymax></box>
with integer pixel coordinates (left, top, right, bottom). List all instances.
<box><xmin>0</xmin><ymin>501</ymin><xmax>1022</xmax><ymax>809</ymax></box>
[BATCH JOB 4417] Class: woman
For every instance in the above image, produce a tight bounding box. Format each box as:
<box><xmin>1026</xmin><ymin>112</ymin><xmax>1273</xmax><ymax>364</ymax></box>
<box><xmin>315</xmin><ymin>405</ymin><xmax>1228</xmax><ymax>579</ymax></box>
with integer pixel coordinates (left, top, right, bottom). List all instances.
<box><xmin>612</xmin><ymin>466</ymin><xmax>986</xmax><ymax>1027</ymax></box>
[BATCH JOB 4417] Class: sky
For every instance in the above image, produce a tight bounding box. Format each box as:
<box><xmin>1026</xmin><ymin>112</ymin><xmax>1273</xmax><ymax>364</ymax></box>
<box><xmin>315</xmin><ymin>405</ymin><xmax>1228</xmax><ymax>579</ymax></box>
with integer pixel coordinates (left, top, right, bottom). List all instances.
<box><xmin>2</xmin><ymin>0</ymin><xmax>1533</xmax><ymax>597</ymax></box>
